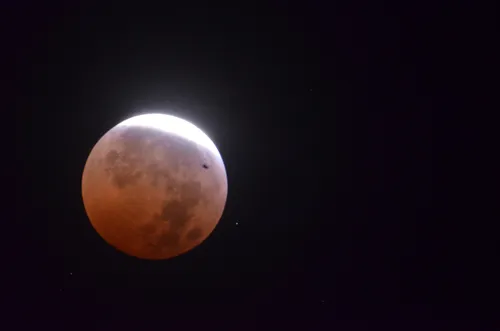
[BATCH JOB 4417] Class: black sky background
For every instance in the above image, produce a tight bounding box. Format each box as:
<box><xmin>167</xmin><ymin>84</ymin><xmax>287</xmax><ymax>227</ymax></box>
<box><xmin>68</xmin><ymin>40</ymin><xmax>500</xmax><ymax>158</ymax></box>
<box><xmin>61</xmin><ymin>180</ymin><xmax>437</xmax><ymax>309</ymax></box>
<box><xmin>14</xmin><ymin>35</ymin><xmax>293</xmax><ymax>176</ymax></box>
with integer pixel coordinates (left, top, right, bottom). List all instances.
<box><xmin>7</xmin><ymin>1</ymin><xmax>496</xmax><ymax>329</ymax></box>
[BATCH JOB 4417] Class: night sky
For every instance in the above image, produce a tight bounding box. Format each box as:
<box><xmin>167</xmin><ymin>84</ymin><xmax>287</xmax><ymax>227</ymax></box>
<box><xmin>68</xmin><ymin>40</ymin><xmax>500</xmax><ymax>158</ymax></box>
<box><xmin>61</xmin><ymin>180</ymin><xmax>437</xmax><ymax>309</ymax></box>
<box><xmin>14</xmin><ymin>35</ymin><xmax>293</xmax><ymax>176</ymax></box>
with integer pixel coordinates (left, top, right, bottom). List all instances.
<box><xmin>8</xmin><ymin>1</ymin><xmax>494</xmax><ymax>329</ymax></box>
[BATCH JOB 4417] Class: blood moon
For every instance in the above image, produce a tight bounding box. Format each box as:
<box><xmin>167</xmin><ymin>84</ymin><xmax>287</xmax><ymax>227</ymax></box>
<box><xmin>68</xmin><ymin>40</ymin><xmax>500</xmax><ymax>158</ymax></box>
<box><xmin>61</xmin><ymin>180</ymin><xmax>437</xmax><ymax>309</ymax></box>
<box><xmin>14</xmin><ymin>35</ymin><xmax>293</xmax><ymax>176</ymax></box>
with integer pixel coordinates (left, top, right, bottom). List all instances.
<box><xmin>81</xmin><ymin>113</ymin><xmax>228</xmax><ymax>260</ymax></box>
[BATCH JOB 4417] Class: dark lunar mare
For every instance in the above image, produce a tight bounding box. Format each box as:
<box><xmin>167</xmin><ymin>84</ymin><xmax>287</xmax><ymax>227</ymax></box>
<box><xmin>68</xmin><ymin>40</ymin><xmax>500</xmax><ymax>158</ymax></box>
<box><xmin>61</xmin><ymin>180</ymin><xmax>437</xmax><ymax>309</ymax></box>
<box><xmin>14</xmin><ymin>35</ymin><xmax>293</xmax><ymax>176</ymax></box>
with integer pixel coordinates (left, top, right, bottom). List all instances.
<box><xmin>103</xmin><ymin>126</ymin><xmax>208</xmax><ymax>250</ymax></box>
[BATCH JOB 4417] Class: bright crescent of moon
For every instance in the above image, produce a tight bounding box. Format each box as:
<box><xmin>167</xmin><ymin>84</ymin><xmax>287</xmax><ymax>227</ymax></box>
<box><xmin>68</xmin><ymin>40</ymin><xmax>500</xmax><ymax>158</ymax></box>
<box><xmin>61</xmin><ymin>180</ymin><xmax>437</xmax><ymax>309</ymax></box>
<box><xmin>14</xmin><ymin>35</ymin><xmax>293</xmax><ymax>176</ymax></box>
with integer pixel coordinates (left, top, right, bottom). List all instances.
<box><xmin>117</xmin><ymin>113</ymin><xmax>221</xmax><ymax>159</ymax></box>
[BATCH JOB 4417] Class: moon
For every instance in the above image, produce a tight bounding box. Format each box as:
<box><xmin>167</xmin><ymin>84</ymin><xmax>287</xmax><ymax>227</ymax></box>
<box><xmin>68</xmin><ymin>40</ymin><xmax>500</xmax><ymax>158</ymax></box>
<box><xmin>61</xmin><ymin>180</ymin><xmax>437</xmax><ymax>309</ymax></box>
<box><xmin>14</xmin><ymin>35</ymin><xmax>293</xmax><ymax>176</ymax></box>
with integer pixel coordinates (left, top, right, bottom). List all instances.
<box><xmin>81</xmin><ymin>113</ymin><xmax>228</xmax><ymax>260</ymax></box>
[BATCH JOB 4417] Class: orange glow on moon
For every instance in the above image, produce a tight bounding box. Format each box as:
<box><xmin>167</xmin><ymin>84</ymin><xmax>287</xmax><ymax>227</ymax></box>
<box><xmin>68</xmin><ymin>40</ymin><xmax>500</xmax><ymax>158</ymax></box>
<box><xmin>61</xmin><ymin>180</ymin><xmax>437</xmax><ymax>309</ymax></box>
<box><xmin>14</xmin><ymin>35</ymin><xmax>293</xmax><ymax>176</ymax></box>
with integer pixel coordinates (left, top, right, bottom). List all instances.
<box><xmin>81</xmin><ymin>114</ymin><xmax>228</xmax><ymax>260</ymax></box>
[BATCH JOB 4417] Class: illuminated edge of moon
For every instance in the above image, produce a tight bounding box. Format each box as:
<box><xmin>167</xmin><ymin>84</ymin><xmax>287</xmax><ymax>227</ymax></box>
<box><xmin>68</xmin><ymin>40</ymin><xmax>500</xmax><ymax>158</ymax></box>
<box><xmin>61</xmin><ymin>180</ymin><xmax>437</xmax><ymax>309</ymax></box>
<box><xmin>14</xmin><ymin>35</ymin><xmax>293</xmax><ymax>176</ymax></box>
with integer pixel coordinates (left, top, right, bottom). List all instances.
<box><xmin>116</xmin><ymin>113</ymin><xmax>222</xmax><ymax>159</ymax></box>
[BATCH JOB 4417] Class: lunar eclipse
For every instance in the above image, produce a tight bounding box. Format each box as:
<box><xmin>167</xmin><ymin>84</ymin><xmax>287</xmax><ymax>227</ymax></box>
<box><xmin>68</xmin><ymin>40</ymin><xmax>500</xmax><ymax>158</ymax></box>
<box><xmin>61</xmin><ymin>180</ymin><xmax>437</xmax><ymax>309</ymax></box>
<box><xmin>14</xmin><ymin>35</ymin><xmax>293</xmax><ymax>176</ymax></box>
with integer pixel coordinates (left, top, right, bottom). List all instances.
<box><xmin>81</xmin><ymin>114</ymin><xmax>228</xmax><ymax>260</ymax></box>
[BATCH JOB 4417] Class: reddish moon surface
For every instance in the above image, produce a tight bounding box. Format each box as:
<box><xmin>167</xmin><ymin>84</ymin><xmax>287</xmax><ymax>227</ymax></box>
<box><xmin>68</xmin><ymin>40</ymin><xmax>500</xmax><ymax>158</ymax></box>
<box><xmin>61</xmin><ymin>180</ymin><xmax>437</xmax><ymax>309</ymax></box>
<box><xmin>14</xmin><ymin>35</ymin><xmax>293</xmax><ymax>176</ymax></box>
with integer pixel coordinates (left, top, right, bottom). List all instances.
<box><xmin>81</xmin><ymin>114</ymin><xmax>228</xmax><ymax>260</ymax></box>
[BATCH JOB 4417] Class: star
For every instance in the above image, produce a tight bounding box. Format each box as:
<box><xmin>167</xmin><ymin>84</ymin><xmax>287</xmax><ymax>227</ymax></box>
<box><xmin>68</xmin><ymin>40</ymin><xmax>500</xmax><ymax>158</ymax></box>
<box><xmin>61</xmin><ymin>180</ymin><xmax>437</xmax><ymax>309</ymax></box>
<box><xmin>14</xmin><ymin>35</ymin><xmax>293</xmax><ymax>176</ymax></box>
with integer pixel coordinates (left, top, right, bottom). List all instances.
<box><xmin>69</xmin><ymin>272</ymin><xmax>73</xmax><ymax>276</ymax></box>
<box><xmin>235</xmin><ymin>222</ymin><xmax>239</xmax><ymax>226</ymax></box>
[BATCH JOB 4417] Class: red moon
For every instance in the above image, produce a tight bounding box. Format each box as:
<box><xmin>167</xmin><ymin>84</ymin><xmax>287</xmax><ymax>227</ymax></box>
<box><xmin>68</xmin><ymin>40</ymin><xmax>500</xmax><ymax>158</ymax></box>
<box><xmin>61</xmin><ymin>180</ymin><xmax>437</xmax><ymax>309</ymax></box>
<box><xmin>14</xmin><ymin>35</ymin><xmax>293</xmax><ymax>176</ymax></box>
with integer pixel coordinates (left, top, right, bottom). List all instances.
<box><xmin>81</xmin><ymin>114</ymin><xmax>228</xmax><ymax>260</ymax></box>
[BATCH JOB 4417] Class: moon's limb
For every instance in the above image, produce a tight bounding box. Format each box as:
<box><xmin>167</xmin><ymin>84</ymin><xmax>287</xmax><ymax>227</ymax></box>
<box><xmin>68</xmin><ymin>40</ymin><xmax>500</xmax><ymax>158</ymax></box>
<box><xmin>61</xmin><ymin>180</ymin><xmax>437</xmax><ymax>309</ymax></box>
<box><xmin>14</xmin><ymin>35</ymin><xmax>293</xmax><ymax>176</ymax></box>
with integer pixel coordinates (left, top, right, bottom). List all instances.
<box><xmin>81</xmin><ymin>114</ymin><xmax>228</xmax><ymax>260</ymax></box>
